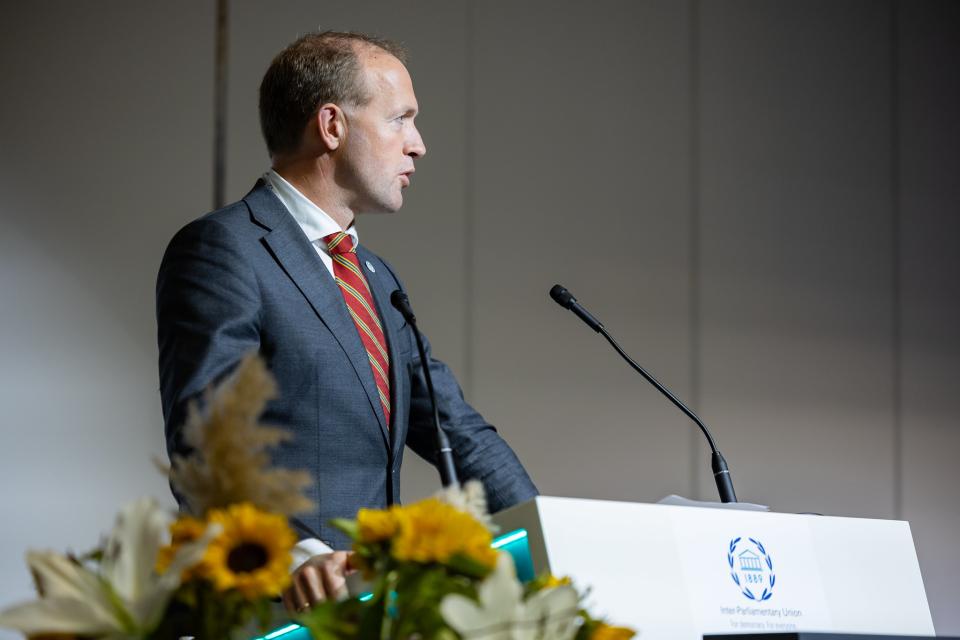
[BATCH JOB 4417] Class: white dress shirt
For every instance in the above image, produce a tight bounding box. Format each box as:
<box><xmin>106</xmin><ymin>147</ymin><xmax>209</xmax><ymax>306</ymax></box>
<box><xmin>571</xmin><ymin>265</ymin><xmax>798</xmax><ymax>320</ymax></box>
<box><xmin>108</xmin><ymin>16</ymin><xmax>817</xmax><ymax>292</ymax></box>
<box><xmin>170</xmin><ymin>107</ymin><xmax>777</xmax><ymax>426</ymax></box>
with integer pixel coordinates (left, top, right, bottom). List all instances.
<box><xmin>264</xmin><ymin>169</ymin><xmax>358</xmax><ymax>276</ymax></box>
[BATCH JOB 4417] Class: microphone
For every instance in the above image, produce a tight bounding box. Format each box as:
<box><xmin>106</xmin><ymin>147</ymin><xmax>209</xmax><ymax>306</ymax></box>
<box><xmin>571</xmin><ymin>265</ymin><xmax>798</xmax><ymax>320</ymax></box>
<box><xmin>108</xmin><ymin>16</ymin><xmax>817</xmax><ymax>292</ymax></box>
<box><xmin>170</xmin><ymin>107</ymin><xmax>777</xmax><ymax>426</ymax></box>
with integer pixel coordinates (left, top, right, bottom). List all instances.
<box><xmin>390</xmin><ymin>290</ymin><xmax>416</xmax><ymax>324</ymax></box>
<box><xmin>549</xmin><ymin>284</ymin><xmax>603</xmax><ymax>332</ymax></box>
<box><xmin>390</xmin><ymin>290</ymin><xmax>459</xmax><ymax>489</ymax></box>
<box><xmin>549</xmin><ymin>284</ymin><xmax>738</xmax><ymax>503</ymax></box>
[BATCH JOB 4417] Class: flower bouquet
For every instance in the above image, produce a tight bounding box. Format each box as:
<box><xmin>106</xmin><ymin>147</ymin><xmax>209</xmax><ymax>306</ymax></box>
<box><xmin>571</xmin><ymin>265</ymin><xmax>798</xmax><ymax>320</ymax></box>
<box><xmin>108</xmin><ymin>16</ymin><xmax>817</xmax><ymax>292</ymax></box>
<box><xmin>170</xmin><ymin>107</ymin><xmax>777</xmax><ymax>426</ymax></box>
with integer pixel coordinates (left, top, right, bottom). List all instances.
<box><xmin>298</xmin><ymin>485</ymin><xmax>635</xmax><ymax>640</ymax></box>
<box><xmin>0</xmin><ymin>354</ymin><xmax>634</xmax><ymax>639</ymax></box>
<box><xmin>0</xmin><ymin>354</ymin><xmax>309</xmax><ymax>639</ymax></box>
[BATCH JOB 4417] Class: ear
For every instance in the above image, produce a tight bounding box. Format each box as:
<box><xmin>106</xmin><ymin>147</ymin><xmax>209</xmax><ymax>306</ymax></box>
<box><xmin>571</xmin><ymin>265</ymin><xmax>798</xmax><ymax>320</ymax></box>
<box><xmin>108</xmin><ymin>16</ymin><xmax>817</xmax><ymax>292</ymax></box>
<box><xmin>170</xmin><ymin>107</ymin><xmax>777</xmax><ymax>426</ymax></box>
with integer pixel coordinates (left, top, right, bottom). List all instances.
<box><xmin>316</xmin><ymin>103</ymin><xmax>347</xmax><ymax>151</ymax></box>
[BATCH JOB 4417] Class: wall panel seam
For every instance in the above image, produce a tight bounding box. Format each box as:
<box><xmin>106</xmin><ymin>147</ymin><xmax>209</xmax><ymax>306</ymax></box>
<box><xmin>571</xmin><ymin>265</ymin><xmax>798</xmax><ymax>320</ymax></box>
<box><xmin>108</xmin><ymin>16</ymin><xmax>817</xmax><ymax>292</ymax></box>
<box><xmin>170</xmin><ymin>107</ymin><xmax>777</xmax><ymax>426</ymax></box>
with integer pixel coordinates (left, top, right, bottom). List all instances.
<box><xmin>213</xmin><ymin>0</ymin><xmax>229</xmax><ymax>209</ymax></box>
<box><xmin>463</xmin><ymin>0</ymin><xmax>476</xmax><ymax>395</ymax></box>
<box><xmin>891</xmin><ymin>0</ymin><xmax>903</xmax><ymax>521</ymax></box>
<box><xmin>688</xmin><ymin>0</ymin><xmax>702</xmax><ymax>500</ymax></box>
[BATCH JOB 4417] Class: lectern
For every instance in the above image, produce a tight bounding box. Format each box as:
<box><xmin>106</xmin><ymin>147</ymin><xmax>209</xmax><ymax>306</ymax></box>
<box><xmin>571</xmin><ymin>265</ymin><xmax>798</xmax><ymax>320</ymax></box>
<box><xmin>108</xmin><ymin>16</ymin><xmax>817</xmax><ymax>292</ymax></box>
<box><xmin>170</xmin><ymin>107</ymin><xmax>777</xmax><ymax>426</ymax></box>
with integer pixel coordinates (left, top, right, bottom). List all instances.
<box><xmin>492</xmin><ymin>497</ymin><xmax>934</xmax><ymax>640</ymax></box>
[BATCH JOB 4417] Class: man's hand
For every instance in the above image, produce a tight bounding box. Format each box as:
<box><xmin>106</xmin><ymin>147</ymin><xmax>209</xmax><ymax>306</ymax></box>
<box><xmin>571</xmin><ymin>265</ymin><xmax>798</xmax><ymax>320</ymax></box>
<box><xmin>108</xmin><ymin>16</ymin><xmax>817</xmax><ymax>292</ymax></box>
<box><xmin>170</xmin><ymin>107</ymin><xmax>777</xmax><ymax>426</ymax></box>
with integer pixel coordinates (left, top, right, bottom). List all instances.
<box><xmin>283</xmin><ymin>551</ymin><xmax>354</xmax><ymax>613</ymax></box>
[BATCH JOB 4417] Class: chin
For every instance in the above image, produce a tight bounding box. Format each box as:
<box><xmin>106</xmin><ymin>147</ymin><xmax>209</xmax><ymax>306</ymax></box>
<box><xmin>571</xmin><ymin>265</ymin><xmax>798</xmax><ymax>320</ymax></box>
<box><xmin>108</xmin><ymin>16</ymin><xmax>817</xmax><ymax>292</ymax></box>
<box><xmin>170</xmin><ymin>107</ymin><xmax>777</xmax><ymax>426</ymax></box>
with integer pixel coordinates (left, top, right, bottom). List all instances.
<box><xmin>358</xmin><ymin>195</ymin><xmax>403</xmax><ymax>214</ymax></box>
<box><xmin>367</xmin><ymin>203</ymin><xmax>402</xmax><ymax>215</ymax></box>
<box><xmin>380</xmin><ymin>194</ymin><xmax>404</xmax><ymax>213</ymax></box>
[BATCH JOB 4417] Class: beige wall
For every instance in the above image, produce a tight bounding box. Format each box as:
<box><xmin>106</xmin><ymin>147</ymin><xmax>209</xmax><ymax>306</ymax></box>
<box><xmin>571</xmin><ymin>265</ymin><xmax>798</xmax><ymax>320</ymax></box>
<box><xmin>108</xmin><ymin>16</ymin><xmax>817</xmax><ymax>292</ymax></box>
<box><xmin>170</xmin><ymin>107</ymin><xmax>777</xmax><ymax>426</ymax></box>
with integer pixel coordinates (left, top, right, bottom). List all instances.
<box><xmin>0</xmin><ymin>4</ymin><xmax>215</xmax><ymax>637</ymax></box>
<box><xmin>1</xmin><ymin>1</ymin><xmax>957</xmax><ymax>635</ymax></box>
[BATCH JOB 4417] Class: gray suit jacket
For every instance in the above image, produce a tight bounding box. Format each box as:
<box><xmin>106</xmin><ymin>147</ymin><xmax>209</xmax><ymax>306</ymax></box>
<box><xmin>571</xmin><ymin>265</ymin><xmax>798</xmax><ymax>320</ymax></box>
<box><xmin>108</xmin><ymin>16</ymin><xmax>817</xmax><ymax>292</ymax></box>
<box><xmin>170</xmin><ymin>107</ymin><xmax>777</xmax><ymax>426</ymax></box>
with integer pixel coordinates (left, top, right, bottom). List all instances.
<box><xmin>157</xmin><ymin>181</ymin><xmax>537</xmax><ymax>548</ymax></box>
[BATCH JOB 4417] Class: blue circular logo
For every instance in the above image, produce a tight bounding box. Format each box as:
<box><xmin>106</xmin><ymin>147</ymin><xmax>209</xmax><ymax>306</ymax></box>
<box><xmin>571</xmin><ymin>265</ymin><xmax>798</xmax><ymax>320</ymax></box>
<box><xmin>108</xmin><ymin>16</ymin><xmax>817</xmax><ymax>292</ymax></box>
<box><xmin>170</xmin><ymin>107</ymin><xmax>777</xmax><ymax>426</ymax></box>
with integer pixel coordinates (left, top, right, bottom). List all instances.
<box><xmin>728</xmin><ymin>536</ymin><xmax>776</xmax><ymax>601</ymax></box>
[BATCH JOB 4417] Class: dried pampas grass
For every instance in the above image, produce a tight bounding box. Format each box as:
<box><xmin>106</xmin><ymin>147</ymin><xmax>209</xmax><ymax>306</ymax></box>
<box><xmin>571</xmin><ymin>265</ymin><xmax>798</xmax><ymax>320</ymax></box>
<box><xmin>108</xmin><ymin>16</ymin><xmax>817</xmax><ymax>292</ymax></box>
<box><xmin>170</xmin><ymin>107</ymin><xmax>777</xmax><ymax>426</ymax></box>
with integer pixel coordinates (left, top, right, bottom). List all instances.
<box><xmin>166</xmin><ymin>353</ymin><xmax>314</xmax><ymax>517</ymax></box>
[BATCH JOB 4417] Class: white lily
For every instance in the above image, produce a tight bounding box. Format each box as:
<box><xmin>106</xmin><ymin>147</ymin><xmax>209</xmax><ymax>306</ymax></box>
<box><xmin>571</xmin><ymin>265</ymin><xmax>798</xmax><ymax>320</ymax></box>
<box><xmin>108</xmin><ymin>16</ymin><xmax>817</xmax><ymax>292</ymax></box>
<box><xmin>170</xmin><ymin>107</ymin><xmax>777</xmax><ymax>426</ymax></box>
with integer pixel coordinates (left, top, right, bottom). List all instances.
<box><xmin>441</xmin><ymin>553</ymin><xmax>580</xmax><ymax>640</ymax></box>
<box><xmin>0</xmin><ymin>497</ymin><xmax>216</xmax><ymax>639</ymax></box>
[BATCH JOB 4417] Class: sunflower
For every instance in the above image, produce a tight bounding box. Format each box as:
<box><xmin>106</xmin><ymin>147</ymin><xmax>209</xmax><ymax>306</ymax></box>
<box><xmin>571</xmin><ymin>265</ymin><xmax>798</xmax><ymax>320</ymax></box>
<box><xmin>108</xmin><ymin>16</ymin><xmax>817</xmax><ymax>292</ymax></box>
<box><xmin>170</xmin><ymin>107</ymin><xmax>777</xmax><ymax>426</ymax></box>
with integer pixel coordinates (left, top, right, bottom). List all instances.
<box><xmin>389</xmin><ymin>498</ymin><xmax>497</xmax><ymax>569</ymax></box>
<box><xmin>356</xmin><ymin>507</ymin><xmax>400</xmax><ymax>543</ymax></box>
<box><xmin>590</xmin><ymin>622</ymin><xmax>636</xmax><ymax>640</ymax></box>
<box><xmin>156</xmin><ymin>514</ymin><xmax>207</xmax><ymax>577</ymax></box>
<box><xmin>542</xmin><ymin>574</ymin><xmax>572</xmax><ymax>589</ymax></box>
<box><xmin>202</xmin><ymin>502</ymin><xmax>296</xmax><ymax>598</ymax></box>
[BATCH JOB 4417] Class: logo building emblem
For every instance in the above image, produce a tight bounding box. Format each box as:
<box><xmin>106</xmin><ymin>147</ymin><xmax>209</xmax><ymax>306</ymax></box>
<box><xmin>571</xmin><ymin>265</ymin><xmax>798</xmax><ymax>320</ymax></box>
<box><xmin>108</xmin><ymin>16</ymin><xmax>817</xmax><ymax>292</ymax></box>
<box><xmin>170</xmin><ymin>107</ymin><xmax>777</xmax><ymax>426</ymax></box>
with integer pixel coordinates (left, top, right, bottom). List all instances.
<box><xmin>727</xmin><ymin>537</ymin><xmax>776</xmax><ymax>601</ymax></box>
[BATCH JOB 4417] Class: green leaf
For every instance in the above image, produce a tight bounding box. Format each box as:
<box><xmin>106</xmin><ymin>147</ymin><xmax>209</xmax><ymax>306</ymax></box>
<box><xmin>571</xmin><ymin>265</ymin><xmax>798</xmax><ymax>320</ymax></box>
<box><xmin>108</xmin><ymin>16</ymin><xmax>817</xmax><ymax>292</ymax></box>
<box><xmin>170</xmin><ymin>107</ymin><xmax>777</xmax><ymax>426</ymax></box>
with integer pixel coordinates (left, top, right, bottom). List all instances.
<box><xmin>445</xmin><ymin>553</ymin><xmax>492</xmax><ymax>579</ymax></box>
<box><xmin>330</xmin><ymin>518</ymin><xmax>359</xmax><ymax>541</ymax></box>
<box><xmin>387</xmin><ymin>565</ymin><xmax>474</xmax><ymax>639</ymax></box>
<box><xmin>298</xmin><ymin>599</ymin><xmax>360</xmax><ymax>640</ymax></box>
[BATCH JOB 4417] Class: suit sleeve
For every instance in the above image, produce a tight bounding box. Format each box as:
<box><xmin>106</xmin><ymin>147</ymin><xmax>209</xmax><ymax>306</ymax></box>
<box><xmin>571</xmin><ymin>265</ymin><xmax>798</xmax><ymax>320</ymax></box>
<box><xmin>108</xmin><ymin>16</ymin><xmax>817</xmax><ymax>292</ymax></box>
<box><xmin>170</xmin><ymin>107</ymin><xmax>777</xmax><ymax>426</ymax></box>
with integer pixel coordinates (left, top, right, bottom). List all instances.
<box><xmin>403</xmin><ymin>323</ymin><xmax>539</xmax><ymax>513</ymax></box>
<box><xmin>156</xmin><ymin>217</ymin><xmax>261</xmax><ymax>458</ymax></box>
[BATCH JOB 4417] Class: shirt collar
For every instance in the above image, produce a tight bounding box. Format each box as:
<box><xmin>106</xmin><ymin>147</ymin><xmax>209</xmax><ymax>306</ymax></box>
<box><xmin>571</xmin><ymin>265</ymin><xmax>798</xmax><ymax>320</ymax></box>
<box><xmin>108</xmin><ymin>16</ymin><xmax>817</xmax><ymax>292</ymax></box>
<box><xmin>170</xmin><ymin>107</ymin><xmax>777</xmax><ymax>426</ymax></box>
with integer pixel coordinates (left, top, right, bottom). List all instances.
<box><xmin>264</xmin><ymin>169</ymin><xmax>359</xmax><ymax>248</ymax></box>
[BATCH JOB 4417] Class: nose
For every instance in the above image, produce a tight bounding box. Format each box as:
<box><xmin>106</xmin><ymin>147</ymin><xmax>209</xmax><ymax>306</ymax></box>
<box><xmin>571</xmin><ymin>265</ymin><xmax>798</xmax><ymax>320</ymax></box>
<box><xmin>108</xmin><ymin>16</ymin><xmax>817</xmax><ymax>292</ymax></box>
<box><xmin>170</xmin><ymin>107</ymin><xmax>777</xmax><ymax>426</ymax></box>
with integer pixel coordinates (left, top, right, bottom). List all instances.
<box><xmin>406</xmin><ymin>125</ymin><xmax>426</xmax><ymax>159</ymax></box>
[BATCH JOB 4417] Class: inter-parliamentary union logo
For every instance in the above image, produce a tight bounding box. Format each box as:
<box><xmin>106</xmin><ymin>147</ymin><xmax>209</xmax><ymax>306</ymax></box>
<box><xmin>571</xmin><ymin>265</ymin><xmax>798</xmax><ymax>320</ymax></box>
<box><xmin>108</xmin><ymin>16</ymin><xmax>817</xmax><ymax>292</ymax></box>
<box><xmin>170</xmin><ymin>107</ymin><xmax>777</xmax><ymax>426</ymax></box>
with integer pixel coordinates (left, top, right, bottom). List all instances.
<box><xmin>727</xmin><ymin>537</ymin><xmax>776</xmax><ymax>601</ymax></box>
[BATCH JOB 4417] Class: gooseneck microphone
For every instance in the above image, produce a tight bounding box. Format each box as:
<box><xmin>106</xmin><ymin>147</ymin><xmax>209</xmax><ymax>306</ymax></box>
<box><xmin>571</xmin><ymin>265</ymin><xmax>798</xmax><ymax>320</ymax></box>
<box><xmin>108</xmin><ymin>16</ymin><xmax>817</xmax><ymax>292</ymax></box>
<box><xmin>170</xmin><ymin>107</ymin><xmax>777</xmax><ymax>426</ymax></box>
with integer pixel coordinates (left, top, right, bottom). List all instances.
<box><xmin>390</xmin><ymin>290</ymin><xmax>459</xmax><ymax>489</ymax></box>
<box><xmin>549</xmin><ymin>284</ymin><xmax>738</xmax><ymax>503</ymax></box>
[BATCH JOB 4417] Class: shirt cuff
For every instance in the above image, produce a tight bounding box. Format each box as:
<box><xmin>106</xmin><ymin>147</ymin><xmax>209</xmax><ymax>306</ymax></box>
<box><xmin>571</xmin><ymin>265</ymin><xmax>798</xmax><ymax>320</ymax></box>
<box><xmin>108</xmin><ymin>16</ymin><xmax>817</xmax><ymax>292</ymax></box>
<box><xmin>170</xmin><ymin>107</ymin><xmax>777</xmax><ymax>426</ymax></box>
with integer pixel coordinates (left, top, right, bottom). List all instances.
<box><xmin>291</xmin><ymin>537</ymin><xmax>334</xmax><ymax>572</ymax></box>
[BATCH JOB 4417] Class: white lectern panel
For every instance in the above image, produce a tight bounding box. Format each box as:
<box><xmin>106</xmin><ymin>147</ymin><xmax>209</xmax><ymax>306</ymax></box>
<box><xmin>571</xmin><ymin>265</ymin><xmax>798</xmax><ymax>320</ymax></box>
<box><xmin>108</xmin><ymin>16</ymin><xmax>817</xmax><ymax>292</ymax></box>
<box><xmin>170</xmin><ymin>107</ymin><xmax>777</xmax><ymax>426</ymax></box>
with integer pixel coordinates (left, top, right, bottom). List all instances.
<box><xmin>492</xmin><ymin>497</ymin><xmax>933</xmax><ymax>640</ymax></box>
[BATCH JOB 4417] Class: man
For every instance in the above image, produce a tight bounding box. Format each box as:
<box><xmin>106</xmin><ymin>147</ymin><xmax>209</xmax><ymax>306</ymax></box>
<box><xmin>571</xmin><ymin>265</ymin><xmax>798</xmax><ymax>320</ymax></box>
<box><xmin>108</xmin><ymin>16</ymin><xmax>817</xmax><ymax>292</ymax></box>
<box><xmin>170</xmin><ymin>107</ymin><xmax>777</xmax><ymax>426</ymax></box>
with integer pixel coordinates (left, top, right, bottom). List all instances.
<box><xmin>156</xmin><ymin>32</ymin><xmax>537</xmax><ymax>611</ymax></box>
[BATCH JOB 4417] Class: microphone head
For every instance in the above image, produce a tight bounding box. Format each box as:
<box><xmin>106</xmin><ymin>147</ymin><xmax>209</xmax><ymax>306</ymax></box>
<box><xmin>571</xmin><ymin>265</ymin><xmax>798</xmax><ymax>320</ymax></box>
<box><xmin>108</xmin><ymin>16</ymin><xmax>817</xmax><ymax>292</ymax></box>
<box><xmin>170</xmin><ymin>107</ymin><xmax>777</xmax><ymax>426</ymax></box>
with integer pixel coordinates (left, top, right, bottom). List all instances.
<box><xmin>549</xmin><ymin>284</ymin><xmax>575</xmax><ymax>309</ymax></box>
<box><xmin>390</xmin><ymin>289</ymin><xmax>408</xmax><ymax>309</ymax></box>
<box><xmin>390</xmin><ymin>289</ymin><xmax>416</xmax><ymax>323</ymax></box>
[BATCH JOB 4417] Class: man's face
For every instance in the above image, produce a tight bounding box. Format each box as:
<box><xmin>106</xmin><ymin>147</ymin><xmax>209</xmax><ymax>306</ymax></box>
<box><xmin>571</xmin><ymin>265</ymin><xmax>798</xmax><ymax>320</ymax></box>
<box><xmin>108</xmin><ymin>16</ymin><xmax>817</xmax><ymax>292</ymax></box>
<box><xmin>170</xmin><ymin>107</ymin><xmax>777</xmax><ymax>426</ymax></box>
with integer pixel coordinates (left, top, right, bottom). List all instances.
<box><xmin>337</xmin><ymin>49</ymin><xmax>426</xmax><ymax>214</ymax></box>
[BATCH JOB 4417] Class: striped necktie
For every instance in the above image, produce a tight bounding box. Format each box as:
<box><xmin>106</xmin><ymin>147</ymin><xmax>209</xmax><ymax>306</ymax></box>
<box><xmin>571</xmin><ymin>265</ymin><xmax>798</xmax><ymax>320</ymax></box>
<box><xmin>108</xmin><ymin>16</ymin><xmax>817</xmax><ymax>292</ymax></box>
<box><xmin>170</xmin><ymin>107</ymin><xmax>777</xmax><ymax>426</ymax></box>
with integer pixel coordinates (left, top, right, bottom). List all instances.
<box><xmin>324</xmin><ymin>232</ymin><xmax>391</xmax><ymax>427</ymax></box>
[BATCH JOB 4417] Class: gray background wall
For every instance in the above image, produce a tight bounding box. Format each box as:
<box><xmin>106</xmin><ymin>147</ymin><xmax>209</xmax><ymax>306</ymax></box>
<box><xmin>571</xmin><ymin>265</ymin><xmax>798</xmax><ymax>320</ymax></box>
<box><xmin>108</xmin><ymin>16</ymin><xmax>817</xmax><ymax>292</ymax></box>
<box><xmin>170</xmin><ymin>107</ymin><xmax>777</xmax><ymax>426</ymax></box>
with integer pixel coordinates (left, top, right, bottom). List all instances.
<box><xmin>0</xmin><ymin>0</ymin><xmax>956</xmax><ymax>635</ymax></box>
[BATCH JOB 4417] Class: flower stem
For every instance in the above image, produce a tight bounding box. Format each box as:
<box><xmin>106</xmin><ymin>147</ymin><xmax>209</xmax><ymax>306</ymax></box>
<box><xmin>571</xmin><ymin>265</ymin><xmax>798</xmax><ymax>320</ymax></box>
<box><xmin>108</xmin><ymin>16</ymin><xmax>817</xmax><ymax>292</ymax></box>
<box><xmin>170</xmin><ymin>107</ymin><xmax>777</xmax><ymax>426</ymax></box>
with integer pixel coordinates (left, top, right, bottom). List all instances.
<box><xmin>380</xmin><ymin>570</ymin><xmax>397</xmax><ymax>640</ymax></box>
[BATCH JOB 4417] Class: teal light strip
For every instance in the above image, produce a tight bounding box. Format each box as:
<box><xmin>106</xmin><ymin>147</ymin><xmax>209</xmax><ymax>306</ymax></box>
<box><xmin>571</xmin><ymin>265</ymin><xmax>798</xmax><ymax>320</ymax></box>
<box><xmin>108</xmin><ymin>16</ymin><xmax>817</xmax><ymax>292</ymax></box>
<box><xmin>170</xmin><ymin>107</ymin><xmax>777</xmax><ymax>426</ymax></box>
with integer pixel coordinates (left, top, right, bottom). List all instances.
<box><xmin>492</xmin><ymin>528</ymin><xmax>528</xmax><ymax>548</ymax></box>
<box><xmin>255</xmin><ymin>623</ymin><xmax>302</xmax><ymax>640</ymax></box>
<box><xmin>491</xmin><ymin>528</ymin><xmax>534</xmax><ymax>581</ymax></box>
<box><xmin>255</xmin><ymin>528</ymin><xmax>533</xmax><ymax>639</ymax></box>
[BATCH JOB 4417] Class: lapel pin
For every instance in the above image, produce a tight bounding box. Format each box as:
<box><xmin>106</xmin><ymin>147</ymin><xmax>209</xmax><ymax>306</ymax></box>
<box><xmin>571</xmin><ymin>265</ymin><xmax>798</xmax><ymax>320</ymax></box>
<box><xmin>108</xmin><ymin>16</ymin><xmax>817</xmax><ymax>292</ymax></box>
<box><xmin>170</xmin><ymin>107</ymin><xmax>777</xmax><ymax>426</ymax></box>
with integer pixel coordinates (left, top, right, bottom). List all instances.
<box><xmin>365</xmin><ymin>260</ymin><xmax>376</xmax><ymax>273</ymax></box>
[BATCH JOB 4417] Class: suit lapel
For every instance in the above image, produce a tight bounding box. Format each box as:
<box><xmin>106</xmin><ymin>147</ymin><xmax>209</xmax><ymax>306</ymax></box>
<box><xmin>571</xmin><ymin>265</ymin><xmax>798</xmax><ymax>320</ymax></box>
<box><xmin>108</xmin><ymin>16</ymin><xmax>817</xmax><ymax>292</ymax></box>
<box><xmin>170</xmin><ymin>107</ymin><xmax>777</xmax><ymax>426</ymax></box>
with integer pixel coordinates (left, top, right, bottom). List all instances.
<box><xmin>243</xmin><ymin>183</ymin><xmax>390</xmax><ymax>448</ymax></box>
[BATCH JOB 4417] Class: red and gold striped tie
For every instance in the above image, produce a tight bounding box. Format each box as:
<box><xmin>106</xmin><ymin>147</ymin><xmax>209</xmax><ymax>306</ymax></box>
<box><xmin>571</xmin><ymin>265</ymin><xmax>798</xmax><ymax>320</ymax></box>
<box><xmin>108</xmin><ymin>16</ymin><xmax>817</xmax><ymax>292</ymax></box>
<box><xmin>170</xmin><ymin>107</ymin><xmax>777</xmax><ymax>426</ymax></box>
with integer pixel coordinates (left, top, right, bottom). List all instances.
<box><xmin>324</xmin><ymin>232</ymin><xmax>391</xmax><ymax>427</ymax></box>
